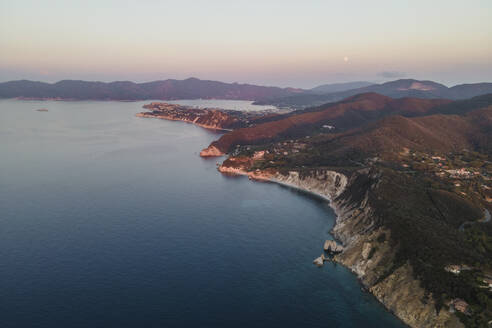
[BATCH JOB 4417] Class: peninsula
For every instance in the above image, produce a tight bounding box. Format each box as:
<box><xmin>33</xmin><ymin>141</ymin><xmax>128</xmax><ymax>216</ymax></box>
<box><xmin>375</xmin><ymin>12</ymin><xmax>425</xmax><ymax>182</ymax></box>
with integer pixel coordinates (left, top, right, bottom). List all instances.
<box><xmin>136</xmin><ymin>102</ymin><xmax>282</xmax><ymax>131</ymax></box>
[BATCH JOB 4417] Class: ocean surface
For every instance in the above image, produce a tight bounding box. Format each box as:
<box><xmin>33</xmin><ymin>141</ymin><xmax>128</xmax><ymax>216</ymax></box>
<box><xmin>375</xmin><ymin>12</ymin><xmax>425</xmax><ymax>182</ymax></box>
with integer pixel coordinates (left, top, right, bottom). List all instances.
<box><xmin>0</xmin><ymin>99</ymin><xmax>405</xmax><ymax>328</ymax></box>
<box><xmin>166</xmin><ymin>99</ymin><xmax>278</xmax><ymax>111</ymax></box>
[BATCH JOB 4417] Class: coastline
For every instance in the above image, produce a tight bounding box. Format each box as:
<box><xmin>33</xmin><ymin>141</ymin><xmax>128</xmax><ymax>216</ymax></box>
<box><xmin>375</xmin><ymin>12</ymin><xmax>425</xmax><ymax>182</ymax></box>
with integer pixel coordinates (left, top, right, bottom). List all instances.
<box><xmin>135</xmin><ymin>112</ymin><xmax>233</xmax><ymax>131</ymax></box>
<box><xmin>137</xmin><ymin>108</ymin><xmax>465</xmax><ymax>328</ymax></box>
<box><xmin>217</xmin><ymin>165</ymin><xmax>463</xmax><ymax>328</ymax></box>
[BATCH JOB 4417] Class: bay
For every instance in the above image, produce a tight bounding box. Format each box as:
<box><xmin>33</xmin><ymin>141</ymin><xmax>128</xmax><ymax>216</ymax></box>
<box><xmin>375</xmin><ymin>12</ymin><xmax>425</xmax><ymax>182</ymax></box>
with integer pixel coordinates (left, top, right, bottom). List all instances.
<box><xmin>0</xmin><ymin>99</ymin><xmax>404</xmax><ymax>328</ymax></box>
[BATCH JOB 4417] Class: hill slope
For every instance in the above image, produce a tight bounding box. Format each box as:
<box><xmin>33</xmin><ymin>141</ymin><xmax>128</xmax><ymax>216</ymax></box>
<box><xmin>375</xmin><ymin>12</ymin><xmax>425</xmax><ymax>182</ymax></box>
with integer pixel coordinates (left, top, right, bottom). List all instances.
<box><xmin>307</xmin><ymin>108</ymin><xmax>492</xmax><ymax>161</ymax></box>
<box><xmin>201</xmin><ymin>93</ymin><xmax>451</xmax><ymax>155</ymax></box>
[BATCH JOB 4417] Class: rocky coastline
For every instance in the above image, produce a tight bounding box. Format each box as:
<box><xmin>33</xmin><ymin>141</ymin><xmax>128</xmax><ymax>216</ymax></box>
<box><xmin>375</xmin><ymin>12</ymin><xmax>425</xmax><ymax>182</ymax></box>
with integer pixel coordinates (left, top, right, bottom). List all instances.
<box><xmin>217</xmin><ymin>159</ymin><xmax>464</xmax><ymax>328</ymax></box>
<box><xmin>137</xmin><ymin>100</ymin><xmax>470</xmax><ymax>327</ymax></box>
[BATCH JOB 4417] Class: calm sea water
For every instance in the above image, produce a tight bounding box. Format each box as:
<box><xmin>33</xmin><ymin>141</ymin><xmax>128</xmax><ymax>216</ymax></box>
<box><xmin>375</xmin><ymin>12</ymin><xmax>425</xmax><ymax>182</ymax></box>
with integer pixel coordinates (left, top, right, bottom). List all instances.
<box><xmin>0</xmin><ymin>99</ymin><xmax>405</xmax><ymax>328</ymax></box>
<box><xmin>166</xmin><ymin>99</ymin><xmax>278</xmax><ymax>111</ymax></box>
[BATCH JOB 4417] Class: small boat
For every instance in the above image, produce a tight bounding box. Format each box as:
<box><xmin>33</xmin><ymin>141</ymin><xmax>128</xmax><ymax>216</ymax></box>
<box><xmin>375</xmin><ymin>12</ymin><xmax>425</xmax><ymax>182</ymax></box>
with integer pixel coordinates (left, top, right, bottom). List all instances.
<box><xmin>36</xmin><ymin>108</ymin><xmax>49</xmax><ymax>112</ymax></box>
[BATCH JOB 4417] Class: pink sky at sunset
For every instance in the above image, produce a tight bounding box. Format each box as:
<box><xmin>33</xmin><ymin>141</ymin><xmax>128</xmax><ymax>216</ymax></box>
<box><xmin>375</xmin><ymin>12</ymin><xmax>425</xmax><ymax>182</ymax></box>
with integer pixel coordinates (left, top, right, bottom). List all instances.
<box><xmin>1</xmin><ymin>0</ymin><xmax>491</xmax><ymax>87</ymax></box>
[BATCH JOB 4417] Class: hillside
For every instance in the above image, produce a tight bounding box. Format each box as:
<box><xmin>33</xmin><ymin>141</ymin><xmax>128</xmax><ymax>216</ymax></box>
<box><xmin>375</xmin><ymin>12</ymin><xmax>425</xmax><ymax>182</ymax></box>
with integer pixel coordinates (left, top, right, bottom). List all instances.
<box><xmin>214</xmin><ymin>98</ymin><xmax>492</xmax><ymax>327</ymax></box>
<box><xmin>430</xmin><ymin>93</ymin><xmax>492</xmax><ymax>115</ymax></box>
<box><xmin>289</xmin><ymin>109</ymin><xmax>492</xmax><ymax>165</ymax></box>
<box><xmin>256</xmin><ymin>79</ymin><xmax>492</xmax><ymax>109</ymax></box>
<box><xmin>201</xmin><ymin>93</ymin><xmax>451</xmax><ymax>156</ymax></box>
<box><xmin>0</xmin><ymin>78</ymin><xmax>304</xmax><ymax>101</ymax></box>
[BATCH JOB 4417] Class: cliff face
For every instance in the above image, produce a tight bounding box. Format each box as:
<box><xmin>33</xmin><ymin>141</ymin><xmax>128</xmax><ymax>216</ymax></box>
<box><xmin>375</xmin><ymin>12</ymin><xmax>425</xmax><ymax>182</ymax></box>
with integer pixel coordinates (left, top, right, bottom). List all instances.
<box><xmin>331</xmin><ymin>171</ymin><xmax>463</xmax><ymax>328</ymax></box>
<box><xmin>272</xmin><ymin>170</ymin><xmax>347</xmax><ymax>201</ymax></box>
<box><xmin>218</xmin><ymin>160</ymin><xmax>463</xmax><ymax>328</ymax></box>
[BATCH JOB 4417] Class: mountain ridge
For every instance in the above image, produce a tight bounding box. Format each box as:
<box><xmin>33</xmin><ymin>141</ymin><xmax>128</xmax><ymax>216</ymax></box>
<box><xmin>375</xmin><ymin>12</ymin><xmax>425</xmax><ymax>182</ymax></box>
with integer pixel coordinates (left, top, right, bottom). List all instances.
<box><xmin>255</xmin><ymin>79</ymin><xmax>492</xmax><ymax>109</ymax></box>
<box><xmin>0</xmin><ymin>78</ymin><xmax>304</xmax><ymax>101</ymax></box>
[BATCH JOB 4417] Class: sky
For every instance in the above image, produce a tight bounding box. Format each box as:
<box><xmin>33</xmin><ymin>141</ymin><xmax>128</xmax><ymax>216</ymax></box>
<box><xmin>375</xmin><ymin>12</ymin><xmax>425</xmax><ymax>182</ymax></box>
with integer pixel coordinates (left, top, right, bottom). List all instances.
<box><xmin>0</xmin><ymin>0</ymin><xmax>491</xmax><ymax>88</ymax></box>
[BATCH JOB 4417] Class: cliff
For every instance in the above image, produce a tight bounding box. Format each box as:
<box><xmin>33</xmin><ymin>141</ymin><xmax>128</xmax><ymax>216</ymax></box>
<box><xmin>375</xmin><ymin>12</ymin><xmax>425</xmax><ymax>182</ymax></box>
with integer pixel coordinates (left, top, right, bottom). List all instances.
<box><xmin>327</xmin><ymin>170</ymin><xmax>463</xmax><ymax>328</ymax></box>
<box><xmin>218</xmin><ymin>158</ymin><xmax>464</xmax><ymax>328</ymax></box>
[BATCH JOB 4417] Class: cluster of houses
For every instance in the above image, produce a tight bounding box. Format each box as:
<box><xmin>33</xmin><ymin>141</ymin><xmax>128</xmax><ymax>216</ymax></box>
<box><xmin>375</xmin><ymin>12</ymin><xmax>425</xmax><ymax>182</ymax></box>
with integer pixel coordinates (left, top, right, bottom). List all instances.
<box><xmin>444</xmin><ymin>265</ymin><xmax>492</xmax><ymax>315</ymax></box>
<box><xmin>444</xmin><ymin>264</ymin><xmax>473</xmax><ymax>275</ymax></box>
<box><xmin>444</xmin><ymin>168</ymin><xmax>481</xmax><ymax>179</ymax></box>
<box><xmin>400</xmin><ymin>152</ymin><xmax>492</xmax><ymax>201</ymax></box>
<box><xmin>263</xmin><ymin>140</ymin><xmax>307</xmax><ymax>158</ymax></box>
<box><xmin>447</xmin><ymin>298</ymin><xmax>470</xmax><ymax>315</ymax></box>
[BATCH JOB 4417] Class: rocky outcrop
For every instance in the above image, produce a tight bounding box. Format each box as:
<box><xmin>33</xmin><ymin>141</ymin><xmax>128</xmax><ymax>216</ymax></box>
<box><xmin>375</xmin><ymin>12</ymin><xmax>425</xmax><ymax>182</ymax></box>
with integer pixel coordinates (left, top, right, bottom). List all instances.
<box><xmin>324</xmin><ymin>240</ymin><xmax>344</xmax><ymax>253</ymax></box>
<box><xmin>271</xmin><ymin>170</ymin><xmax>347</xmax><ymax>201</ymax></box>
<box><xmin>313</xmin><ymin>254</ymin><xmax>325</xmax><ymax>267</ymax></box>
<box><xmin>200</xmin><ymin>145</ymin><xmax>225</xmax><ymax>157</ymax></box>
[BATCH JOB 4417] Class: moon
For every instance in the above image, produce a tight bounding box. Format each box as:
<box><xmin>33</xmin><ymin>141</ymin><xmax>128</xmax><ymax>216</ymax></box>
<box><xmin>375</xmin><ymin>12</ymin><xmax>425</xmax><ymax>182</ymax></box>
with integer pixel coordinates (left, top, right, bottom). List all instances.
<box><xmin>343</xmin><ymin>56</ymin><xmax>349</xmax><ymax>62</ymax></box>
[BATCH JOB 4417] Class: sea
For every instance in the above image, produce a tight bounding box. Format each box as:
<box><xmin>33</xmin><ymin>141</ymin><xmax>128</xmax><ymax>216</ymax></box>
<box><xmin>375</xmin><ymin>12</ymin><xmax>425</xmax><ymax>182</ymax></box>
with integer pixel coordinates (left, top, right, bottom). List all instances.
<box><xmin>0</xmin><ymin>99</ymin><xmax>405</xmax><ymax>328</ymax></box>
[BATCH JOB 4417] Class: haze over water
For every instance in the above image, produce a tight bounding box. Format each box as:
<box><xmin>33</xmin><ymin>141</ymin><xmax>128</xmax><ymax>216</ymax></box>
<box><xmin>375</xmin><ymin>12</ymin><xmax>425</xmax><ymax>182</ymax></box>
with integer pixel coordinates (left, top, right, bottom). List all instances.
<box><xmin>0</xmin><ymin>99</ymin><xmax>405</xmax><ymax>328</ymax></box>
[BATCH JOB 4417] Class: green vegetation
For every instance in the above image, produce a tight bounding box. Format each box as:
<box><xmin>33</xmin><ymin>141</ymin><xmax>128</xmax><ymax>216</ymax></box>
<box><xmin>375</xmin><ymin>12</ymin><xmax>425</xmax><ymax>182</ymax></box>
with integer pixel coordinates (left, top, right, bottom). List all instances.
<box><xmin>234</xmin><ymin>139</ymin><xmax>492</xmax><ymax>326</ymax></box>
<box><xmin>371</xmin><ymin>169</ymin><xmax>490</xmax><ymax>322</ymax></box>
<box><xmin>431</xmin><ymin>93</ymin><xmax>492</xmax><ymax>116</ymax></box>
<box><xmin>224</xmin><ymin>94</ymin><xmax>492</xmax><ymax>327</ymax></box>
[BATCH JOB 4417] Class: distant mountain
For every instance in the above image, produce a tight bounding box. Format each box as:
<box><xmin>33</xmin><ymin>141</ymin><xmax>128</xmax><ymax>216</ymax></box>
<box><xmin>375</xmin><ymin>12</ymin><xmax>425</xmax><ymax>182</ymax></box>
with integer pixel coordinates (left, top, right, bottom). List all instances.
<box><xmin>0</xmin><ymin>78</ymin><xmax>304</xmax><ymax>101</ymax></box>
<box><xmin>256</xmin><ymin>79</ymin><xmax>492</xmax><ymax>109</ymax></box>
<box><xmin>309</xmin><ymin>81</ymin><xmax>374</xmax><ymax>94</ymax></box>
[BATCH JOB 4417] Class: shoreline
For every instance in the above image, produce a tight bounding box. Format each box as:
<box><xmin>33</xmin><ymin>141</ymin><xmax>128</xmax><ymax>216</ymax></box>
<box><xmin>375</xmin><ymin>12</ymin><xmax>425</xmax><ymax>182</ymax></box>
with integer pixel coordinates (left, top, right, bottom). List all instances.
<box><xmin>221</xmin><ymin>169</ymin><xmax>410</xmax><ymax>327</ymax></box>
<box><xmin>216</xmin><ymin>165</ymin><xmax>457</xmax><ymax>328</ymax></box>
<box><xmin>135</xmin><ymin>112</ymin><xmax>233</xmax><ymax>131</ymax></box>
<box><xmin>217</xmin><ymin>166</ymin><xmax>348</xmax><ymax>246</ymax></box>
<box><xmin>138</xmin><ymin>108</ymin><xmax>462</xmax><ymax>327</ymax></box>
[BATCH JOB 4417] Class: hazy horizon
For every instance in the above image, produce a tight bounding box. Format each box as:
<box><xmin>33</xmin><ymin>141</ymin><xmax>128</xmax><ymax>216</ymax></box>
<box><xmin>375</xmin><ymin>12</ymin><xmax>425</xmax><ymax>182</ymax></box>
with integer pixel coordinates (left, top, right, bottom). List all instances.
<box><xmin>2</xmin><ymin>76</ymin><xmax>492</xmax><ymax>90</ymax></box>
<box><xmin>1</xmin><ymin>0</ymin><xmax>491</xmax><ymax>88</ymax></box>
